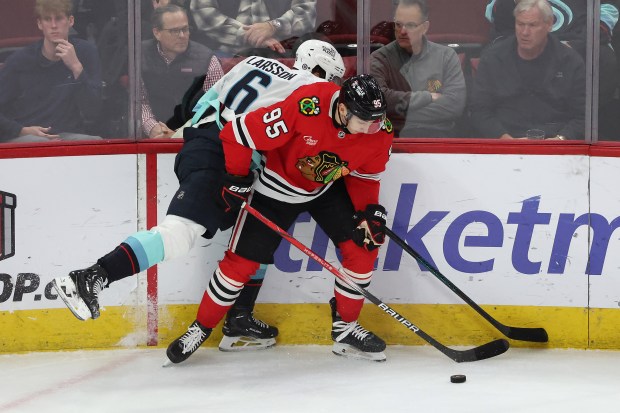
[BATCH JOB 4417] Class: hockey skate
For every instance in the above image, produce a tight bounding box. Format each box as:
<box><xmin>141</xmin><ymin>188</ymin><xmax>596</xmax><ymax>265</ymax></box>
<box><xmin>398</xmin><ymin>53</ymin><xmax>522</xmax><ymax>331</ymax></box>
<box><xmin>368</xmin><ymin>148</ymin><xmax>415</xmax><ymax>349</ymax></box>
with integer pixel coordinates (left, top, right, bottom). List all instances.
<box><xmin>218</xmin><ymin>310</ymin><xmax>278</xmax><ymax>351</ymax></box>
<box><xmin>165</xmin><ymin>320</ymin><xmax>212</xmax><ymax>365</ymax></box>
<box><xmin>52</xmin><ymin>264</ymin><xmax>109</xmax><ymax>321</ymax></box>
<box><xmin>330</xmin><ymin>297</ymin><xmax>386</xmax><ymax>362</ymax></box>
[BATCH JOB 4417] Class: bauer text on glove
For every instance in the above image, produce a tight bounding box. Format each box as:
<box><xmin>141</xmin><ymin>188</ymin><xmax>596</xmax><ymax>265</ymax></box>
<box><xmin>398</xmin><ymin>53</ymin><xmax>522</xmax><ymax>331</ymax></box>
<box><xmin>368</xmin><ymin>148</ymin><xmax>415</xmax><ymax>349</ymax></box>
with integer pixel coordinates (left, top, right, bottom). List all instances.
<box><xmin>218</xmin><ymin>173</ymin><xmax>254</xmax><ymax>213</ymax></box>
<box><xmin>352</xmin><ymin>204</ymin><xmax>387</xmax><ymax>251</ymax></box>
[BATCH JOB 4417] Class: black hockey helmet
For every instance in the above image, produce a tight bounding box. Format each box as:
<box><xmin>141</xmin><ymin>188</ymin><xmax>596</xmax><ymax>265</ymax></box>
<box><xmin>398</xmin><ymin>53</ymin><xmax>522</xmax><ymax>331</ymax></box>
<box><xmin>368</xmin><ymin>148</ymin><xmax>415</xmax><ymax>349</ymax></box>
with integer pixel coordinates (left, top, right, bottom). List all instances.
<box><xmin>338</xmin><ymin>74</ymin><xmax>386</xmax><ymax>122</ymax></box>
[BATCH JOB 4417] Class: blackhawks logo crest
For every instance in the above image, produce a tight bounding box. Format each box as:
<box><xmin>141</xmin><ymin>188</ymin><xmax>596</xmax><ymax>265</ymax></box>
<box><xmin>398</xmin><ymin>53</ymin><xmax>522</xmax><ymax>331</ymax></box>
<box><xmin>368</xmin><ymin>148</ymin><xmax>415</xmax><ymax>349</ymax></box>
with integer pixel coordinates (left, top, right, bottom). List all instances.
<box><xmin>298</xmin><ymin>96</ymin><xmax>320</xmax><ymax>116</ymax></box>
<box><xmin>426</xmin><ymin>79</ymin><xmax>442</xmax><ymax>93</ymax></box>
<box><xmin>296</xmin><ymin>151</ymin><xmax>350</xmax><ymax>184</ymax></box>
<box><xmin>383</xmin><ymin>117</ymin><xmax>393</xmax><ymax>133</ymax></box>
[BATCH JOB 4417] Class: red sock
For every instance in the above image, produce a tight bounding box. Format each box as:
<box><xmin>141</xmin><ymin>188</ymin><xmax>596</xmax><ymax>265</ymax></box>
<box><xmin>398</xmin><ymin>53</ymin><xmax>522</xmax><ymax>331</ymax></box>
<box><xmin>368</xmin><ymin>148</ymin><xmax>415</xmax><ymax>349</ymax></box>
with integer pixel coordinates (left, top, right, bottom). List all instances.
<box><xmin>196</xmin><ymin>290</ymin><xmax>231</xmax><ymax>328</ymax></box>
<box><xmin>333</xmin><ymin>291</ymin><xmax>365</xmax><ymax>322</ymax></box>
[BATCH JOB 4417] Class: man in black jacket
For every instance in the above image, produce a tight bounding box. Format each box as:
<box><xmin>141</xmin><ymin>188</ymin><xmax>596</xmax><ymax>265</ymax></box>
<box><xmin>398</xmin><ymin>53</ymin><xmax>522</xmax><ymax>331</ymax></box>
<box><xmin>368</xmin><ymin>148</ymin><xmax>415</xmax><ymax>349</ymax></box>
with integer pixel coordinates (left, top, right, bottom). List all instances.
<box><xmin>471</xmin><ymin>0</ymin><xmax>585</xmax><ymax>140</ymax></box>
<box><xmin>485</xmin><ymin>0</ymin><xmax>619</xmax><ymax>138</ymax></box>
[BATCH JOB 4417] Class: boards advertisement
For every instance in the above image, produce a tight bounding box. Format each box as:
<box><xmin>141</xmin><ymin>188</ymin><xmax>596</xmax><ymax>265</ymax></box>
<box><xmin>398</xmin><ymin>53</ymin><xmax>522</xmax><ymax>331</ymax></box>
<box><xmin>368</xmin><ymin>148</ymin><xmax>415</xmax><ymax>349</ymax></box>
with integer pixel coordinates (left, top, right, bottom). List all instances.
<box><xmin>1</xmin><ymin>151</ymin><xmax>619</xmax><ymax>351</ymax></box>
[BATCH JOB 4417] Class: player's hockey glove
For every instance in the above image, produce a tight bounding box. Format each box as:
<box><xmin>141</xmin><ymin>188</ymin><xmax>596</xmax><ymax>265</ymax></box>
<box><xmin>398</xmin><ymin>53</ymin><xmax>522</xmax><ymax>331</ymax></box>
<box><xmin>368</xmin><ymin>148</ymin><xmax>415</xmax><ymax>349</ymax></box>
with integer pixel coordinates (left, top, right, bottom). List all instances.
<box><xmin>218</xmin><ymin>173</ymin><xmax>254</xmax><ymax>213</ymax></box>
<box><xmin>352</xmin><ymin>204</ymin><xmax>387</xmax><ymax>251</ymax></box>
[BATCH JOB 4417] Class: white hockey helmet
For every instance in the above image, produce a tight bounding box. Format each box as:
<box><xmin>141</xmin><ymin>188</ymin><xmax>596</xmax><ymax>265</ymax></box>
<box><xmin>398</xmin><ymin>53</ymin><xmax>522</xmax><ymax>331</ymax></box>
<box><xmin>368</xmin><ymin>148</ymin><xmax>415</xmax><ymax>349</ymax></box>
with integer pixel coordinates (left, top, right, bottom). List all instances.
<box><xmin>293</xmin><ymin>39</ymin><xmax>346</xmax><ymax>84</ymax></box>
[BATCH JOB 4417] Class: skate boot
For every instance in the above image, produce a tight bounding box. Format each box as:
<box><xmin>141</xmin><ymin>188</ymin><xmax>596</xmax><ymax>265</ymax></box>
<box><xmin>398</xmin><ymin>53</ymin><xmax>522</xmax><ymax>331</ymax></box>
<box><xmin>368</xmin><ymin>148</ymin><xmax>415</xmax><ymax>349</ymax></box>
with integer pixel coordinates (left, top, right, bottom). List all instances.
<box><xmin>330</xmin><ymin>297</ymin><xmax>386</xmax><ymax>362</ymax></box>
<box><xmin>52</xmin><ymin>264</ymin><xmax>109</xmax><ymax>320</ymax></box>
<box><xmin>219</xmin><ymin>310</ymin><xmax>279</xmax><ymax>351</ymax></box>
<box><xmin>165</xmin><ymin>320</ymin><xmax>212</xmax><ymax>365</ymax></box>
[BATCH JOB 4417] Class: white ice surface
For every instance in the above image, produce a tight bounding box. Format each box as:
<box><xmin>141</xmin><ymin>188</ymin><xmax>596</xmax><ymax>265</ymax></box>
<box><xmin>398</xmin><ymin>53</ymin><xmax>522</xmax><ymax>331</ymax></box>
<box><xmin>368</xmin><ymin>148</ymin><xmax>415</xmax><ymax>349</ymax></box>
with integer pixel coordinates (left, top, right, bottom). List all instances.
<box><xmin>1</xmin><ymin>345</ymin><xmax>619</xmax><ymax>413</ymax></box>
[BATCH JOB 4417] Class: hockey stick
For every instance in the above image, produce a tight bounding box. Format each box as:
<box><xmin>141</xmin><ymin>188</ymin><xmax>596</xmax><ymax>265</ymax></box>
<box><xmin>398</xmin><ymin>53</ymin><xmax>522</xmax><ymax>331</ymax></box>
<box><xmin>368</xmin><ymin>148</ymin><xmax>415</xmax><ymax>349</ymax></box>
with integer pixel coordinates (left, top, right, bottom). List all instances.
<box><xmin>241</xmin><ymin>202</ymin><xmax>509</xmax><ymax>363</ymax></box>
<box><xmin>383</xmin><ymin>226</ymin><xmax>548</xmax><ymax>343</ymax></box>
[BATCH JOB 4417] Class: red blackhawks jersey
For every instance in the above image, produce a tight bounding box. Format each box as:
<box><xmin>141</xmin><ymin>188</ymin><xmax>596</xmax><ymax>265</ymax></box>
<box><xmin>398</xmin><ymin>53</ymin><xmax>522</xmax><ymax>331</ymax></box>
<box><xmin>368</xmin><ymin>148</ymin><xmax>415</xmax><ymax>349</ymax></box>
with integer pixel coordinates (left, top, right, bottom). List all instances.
<box><xmin>219</xmin><ymin>82</ymin><xmax>394</xmax><ymax>211</ymax></box>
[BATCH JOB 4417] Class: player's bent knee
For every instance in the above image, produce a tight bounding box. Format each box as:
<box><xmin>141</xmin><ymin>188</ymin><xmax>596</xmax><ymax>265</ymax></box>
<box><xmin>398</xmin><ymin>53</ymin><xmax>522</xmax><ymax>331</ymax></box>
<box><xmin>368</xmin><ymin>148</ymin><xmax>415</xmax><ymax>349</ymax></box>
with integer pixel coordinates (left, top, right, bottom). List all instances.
<box><xmin>156</xmin><ymin>215</ymin><xmax>207</xmax><ymax>261</ymax></box>
<box><xmin>338</xmin><ymin>239</ymin><xmax>377</xmax><ymax>274</ymax></box>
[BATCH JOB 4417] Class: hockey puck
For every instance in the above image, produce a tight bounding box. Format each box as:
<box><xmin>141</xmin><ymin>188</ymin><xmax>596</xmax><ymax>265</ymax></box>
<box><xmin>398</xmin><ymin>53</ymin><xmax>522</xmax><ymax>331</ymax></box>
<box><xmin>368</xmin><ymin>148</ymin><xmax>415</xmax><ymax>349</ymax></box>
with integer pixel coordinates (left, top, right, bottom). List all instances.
<box><xmin>450</xmin><ymin>374</ymin><xmax>466</xmax><ymax>383</ymax></box>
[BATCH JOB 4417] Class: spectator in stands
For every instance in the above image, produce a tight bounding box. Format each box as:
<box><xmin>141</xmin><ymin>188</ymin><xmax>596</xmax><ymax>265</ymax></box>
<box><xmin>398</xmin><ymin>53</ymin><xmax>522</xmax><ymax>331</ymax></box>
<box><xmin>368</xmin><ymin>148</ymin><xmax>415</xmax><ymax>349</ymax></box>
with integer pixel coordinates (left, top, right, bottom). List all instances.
<box><xmin>470</xmin><ymin>0</ymin><xmax>585</xmax><ymax>140</ymax></box>
<box><xmin>486</xmin><ymin>0</ymin><xmax>618</xmax><ymax>50</ymax></box>
<box><xmin>190</xmin><ymin>0</ymin><xmax>317</xmax><ymax>57</ymax></box>
<box><xmin>142</xmin><ymin>0</ymin><xmax>191</xmax><ymax>41</ymax></box>
<box><xmin>485</xmin><ymin>0</ymin><xmax>619</xmax><ymax>136</ymax></box>
<box><xmin>0</xmin><ymin>0</ymin><xmax>102</xmax><ymax>143</ymax></box>
<box><xmin>370</xmin><ymin>0</ymin><xmax>466</xmax><ymax>138</ymax></box>
<box><xmin>141</xmin><ymin>4</ymin><xmax>223</xmax><ymax>138</ymax></box>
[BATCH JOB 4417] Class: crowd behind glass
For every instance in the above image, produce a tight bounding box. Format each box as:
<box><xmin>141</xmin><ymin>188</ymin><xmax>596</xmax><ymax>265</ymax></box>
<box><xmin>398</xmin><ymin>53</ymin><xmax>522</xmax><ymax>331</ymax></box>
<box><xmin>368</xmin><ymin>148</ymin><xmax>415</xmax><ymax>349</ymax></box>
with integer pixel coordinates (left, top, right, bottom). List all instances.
<box><xmin>0</xmin><ymin>0</ymin><xmax>618</xmax><ymax>144</ymax></box>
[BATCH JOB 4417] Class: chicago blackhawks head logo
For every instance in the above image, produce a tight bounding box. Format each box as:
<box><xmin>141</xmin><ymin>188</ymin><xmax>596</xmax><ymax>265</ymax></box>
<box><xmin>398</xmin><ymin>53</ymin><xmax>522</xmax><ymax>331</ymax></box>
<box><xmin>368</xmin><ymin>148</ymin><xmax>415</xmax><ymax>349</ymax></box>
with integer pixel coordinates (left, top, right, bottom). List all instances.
<box><xmin>383</xmin><ymin>117</ymin><xmax>393</xmax><ymax>133</ymax></box>
<box><xmin>298</xmin><ymin>96</ymin><xmax>320</xmax><ymax>116</ymax></box>
<box><xmin>296</xmin><ymin>151</ymin><xmax>350</xmax><ymax>184</ymax></box>
<box><xmin>426</xmin><ymin>79</ymin><xmax>442</xmax><ymax>93</ymax></box>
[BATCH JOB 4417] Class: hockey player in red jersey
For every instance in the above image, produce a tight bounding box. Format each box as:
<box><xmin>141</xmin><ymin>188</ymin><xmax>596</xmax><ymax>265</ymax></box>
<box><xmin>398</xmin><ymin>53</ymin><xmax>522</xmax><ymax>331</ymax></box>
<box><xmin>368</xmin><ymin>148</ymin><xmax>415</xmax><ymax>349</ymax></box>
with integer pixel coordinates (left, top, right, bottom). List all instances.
<box><xmin>51</xmin><ymin>40</ymin><xmax>345</xmax><ymax>352</ymax></box>
<box><xmin>166</xmin><ymin>74</ymin><xmax>395</xmax><ymax>364</ymax></box>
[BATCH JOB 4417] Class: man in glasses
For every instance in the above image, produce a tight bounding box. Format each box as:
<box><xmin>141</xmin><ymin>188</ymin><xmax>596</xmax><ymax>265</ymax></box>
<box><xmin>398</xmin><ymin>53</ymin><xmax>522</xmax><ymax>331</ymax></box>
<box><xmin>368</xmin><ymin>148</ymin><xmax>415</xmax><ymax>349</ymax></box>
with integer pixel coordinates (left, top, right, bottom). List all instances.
<box><xmin>370</xmin><ymin>0</ymin><xmax>466</xmax><ymax>138</ymax></box>
<box><xmin>141</xmin><ymin>4</ymin><xmax>223</xmax><ymax>138</ymax></box>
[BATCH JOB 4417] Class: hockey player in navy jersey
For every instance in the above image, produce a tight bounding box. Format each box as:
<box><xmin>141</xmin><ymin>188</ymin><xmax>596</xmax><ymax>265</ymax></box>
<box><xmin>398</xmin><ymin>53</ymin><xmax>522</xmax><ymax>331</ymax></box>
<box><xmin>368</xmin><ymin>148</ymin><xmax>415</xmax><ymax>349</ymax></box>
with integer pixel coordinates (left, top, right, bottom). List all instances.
<box><xmin>166</xmin><ymin>74</ymin><xmax>395</xmax><ymax>364</ymax></box>
<box><xmin>52</xmin><ymin>40</ymin><xmax>345</xmax><ymax>352</ymax></box>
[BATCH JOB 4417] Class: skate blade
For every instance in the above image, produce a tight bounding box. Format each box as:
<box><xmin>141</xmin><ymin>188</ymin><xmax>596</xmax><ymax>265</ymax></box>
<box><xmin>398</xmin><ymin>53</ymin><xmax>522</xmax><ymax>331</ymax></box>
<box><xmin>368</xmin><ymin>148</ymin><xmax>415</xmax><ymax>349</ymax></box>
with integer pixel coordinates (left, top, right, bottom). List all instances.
<box><xmin>52</xmin><ymin>277</ymin><xmax>92</xmax><ymax>321</ymax></box>
<box><xmin>162</xmin><ymin>358</ymin><xmax>174</xmax><ymax>368</ymax></box>
<box><xmin>332</xmin><ymin>343</ymin><xmax>387</xmax><ymax>362</ymax></box>
<box><xmin>218</xmin><ymin>335</ymin><xmax>276</xmax><ymax>352</ymax></box>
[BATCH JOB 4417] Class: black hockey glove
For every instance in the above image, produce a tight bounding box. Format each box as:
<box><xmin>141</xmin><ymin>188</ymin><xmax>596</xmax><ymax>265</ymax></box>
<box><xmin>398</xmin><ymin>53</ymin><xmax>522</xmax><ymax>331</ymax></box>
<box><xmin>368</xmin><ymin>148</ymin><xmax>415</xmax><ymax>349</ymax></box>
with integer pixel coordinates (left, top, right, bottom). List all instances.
<box><xmin>352</xmin><ymin>204</ymin><xmax>387</xmax><ymax>251</ymax></box>
<box><xmin>217</xmin><ymin>173</ymin><xmax>254</xmax><ymax>213</ymax></box>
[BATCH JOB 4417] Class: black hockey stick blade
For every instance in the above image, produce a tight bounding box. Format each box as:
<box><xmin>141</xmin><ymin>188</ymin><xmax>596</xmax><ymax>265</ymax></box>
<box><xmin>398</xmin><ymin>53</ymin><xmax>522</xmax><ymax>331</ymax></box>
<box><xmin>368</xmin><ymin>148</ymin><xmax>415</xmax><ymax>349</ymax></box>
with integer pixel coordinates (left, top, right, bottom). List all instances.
<box><xmin>449</xmin><ymin>339</ymin><xmax>509</xmax><ymax>363</ymax></box>
<box><xmin>366</xmin><ymin>294</ymin><xmax>509</xmax><ymax>363</ymax></box>
<box><xmin>241</xmin><ymin>202</ymin><xmax>509</xmax><ymax>363</ymax></box>
<box><xmin>494</xmin><ymin>324</ymin><xmax>548</xmax><ymax>343</ymax></box>
<box><xmin>384</xmin><ymin>226</ymin><xmax>549</xmax><ymax>343</ymax></box>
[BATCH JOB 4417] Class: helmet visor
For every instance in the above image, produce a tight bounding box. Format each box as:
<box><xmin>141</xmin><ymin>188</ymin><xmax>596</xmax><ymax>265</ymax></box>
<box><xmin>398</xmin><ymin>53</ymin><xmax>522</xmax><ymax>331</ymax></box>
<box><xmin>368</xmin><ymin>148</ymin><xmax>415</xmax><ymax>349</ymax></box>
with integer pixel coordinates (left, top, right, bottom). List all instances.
<box><xmin>348</xmin><ymin>113</ymin><xmax>385</xmax><ymax>134</ymax></box>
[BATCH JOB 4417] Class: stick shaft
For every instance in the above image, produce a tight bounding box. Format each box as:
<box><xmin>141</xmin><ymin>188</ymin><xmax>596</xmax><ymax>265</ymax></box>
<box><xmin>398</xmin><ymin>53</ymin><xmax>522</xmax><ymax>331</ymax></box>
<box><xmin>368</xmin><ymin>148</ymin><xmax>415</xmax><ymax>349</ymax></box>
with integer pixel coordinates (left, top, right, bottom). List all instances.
<box><xmin>241</xmin><ymin>202</ymin><xmax>509</xmax><ymax>362</ymax></box>
<box><xmin>384</xmin><ymin>226</ymin><xmax>548</xmax><ymax>343</ymax></box>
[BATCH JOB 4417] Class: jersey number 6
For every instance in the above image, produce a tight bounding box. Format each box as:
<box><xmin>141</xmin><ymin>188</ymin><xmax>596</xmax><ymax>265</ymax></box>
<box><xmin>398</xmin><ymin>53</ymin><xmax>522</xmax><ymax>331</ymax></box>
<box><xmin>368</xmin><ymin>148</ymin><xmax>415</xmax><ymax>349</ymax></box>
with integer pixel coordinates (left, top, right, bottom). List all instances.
<box><xmin>263</xmin><ymin>107</ymin><xmax>289</xmax><ymax>139</ymax></box>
